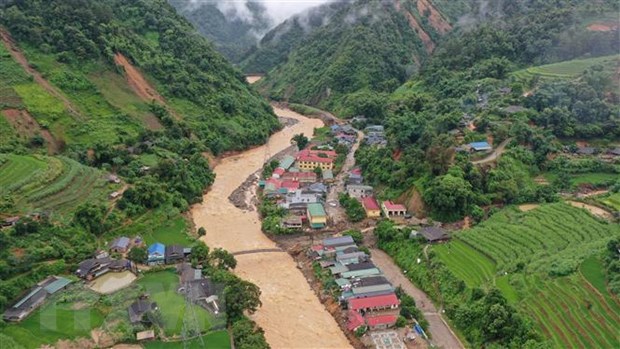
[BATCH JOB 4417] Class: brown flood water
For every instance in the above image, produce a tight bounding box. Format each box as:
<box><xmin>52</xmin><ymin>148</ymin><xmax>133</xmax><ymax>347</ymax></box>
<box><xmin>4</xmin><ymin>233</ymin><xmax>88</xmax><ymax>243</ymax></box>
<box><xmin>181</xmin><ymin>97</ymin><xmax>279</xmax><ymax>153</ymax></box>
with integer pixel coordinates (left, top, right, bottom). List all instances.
<box><xmin>191</xmin><ymin>106</ymin><xmax>352</xmax><ymax>348</ymax></box>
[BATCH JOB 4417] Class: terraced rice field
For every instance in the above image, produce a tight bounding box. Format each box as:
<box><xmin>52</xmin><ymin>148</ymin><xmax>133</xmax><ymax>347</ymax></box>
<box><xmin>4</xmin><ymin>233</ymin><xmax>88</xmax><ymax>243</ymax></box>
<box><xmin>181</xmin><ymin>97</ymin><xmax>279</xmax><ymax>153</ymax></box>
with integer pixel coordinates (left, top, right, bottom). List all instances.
<box><xmin>457</xmin><ymin>203</ymin><xmax>618</xmax><ymax>272</ymax></box>
<box><xmin>437</xmin><ymin>204</ymin><xmax>620</xmax><ymax>348</ymax></box>
<box><xmin>518</xmin><ymin>274</ymin><xmax>620</xmax><ymax>349</ymax></box>
<box><xmin>434</xmin><ymin>240</ymin><xmax>495</xmax><ymax>287</ymax></box>
<box><xmin>600</xmin><ymin>192</ymin><xmax>620</xmax><ymax>211</ymax></box>
<box><xmin>0</xmin><ymin>154</ymin><xmax>112</xmax><ymax>217</ymax></box>
<box><xmin>513</xmin><ymin>55</ymin><xmax>619</xmax><ymax>80</ymax></box>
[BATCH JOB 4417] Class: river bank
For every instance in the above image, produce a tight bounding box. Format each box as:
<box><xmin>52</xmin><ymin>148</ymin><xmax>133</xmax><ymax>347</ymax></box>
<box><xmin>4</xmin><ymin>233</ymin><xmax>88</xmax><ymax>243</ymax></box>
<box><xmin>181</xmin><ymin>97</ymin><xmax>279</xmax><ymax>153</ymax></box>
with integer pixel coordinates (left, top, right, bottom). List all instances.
<box><xmin>191</xmin><ymin>106</ymin><xmax>352</xmax><ymax>348</ymax></box>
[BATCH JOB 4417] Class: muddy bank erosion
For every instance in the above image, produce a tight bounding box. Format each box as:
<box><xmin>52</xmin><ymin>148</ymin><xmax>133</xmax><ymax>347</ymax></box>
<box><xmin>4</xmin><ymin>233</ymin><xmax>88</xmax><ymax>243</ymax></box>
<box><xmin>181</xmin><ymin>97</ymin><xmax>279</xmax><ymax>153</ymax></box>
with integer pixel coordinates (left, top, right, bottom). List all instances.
<box><xmin>191</xmin><ymin>106</ymin><xmax>352</xmax><ymax>348</ymax></box>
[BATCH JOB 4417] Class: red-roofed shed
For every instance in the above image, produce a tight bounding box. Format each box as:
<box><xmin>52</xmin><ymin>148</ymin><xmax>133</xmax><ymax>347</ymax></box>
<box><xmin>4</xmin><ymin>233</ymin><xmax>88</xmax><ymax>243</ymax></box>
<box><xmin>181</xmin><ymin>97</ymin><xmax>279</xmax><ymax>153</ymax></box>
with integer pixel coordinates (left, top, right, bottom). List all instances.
<box><xmin>272</xmin><ymin>167</ymin><xmax>285</xmax><ymax>178</ymax></box>
<box><xmin>361</xmin><ymin>196</ymin><xmax>381</xmax><ymax>218</ymax></box>
<box><xmin>381</xmin><ymin>200</ymin><xmax>407</xmax><ymax>217</ymax></box>
<box><xmin>348</xmin><ymin>293</ymin><xmax>399</xmax><ymax>312</ymax></box>
<box><xmin>366</xmin><ymin>314</ymin><xmax>398</xmax><ymax>330</ymax></box>
<box><xmin>347</xmin><ymin>311</ymin><xmax>365</xmax><ymax>331</ymax></box>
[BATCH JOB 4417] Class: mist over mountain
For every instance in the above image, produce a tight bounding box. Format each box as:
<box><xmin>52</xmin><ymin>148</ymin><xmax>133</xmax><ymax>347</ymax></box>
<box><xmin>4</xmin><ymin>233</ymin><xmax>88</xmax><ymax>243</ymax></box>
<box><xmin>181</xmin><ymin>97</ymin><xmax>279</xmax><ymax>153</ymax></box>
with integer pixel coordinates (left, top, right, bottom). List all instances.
<box><xmin>169</xmin><ymin>0</ymin><xmax>339</xmax><ymax>62</ymax></box>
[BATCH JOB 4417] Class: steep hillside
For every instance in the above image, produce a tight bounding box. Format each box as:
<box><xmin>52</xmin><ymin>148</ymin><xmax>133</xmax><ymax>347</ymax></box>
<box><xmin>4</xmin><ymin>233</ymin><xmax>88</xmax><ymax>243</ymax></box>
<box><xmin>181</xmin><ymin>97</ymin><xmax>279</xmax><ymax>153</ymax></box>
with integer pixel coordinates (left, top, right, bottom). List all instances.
<box><xmin>253</xmin><ymin>0</ymin><xmax>471</xmax><ymax>115</ymax></box>
<box><xmin>0</xmin><ymin>0</ymin><xmax>279</xmax><ymax>153</ymax></box>
<box><xmin>239</xmin><ymin>0</ymin><xmax>351</xmax><ymax>73</ymax></box>
<box><xmin>169</xmin><ymin>0</ymin><xmax>271</xmax><ymax>63</ymax></box>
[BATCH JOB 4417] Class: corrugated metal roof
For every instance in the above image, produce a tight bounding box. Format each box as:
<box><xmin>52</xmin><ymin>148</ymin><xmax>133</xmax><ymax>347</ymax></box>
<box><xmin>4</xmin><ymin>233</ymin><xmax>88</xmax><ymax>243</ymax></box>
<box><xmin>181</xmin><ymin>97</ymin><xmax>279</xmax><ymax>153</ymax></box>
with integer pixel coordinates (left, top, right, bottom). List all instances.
<box><xmin>329</xmin><ymin>264</ymin><xmax>348</xmax><ymax>275</ymax></box>
<box><xmin>323</xmin><ymin>236</ymin><xmax>354</xmax><ymax>247</ymax></box>
<box><xmin>322</xmin><ymin>170</ymin><xmax>334</xmax><ymax>179</ymax></box>
<box><xmin>13</xmin><ymin>287</ymin><xmax>43</xmax><ymax>308</ymax></box>
<box><xmin>352</xmin><ymin>284</ymin><xmax>393</xmax><ymax>295</ymax></box>
<box><xmin>342</xmin><ymin>268</ymin><xmax>381</xmax><ymax>279</ymax></box>
<box><xmin>307</xmin><ymin>203</ymin><xmax>326</xmax><ymax>217</ymax></box>
<box><xmin>43</xmin><ymin>277</ymin><xmax>72</xmax><ymax>294</ymax></box>
<box><xmin>279</xmin><ymin>155</ymin><xmax>295</xmax><ymax>170</ymax></box>
<box><xmin>335</xmin><ymin>278</ymin><xmax>351</xmax><ymax>287</ymax></box>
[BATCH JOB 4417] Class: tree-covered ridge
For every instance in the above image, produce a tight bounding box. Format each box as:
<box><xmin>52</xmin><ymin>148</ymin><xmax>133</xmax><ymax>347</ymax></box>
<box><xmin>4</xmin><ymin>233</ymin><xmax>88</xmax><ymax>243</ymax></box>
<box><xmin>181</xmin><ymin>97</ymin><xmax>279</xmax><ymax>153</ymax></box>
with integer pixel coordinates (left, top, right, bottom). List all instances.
<box><xmin>256</xmin><ymin>0</ymin><xmax>425</xmax><ymax>115</ymax></box>
<box><xmin>239</xmin><ymin>0</ymin><xmax>352</xmax><ymax>74</ymax></box>
<box><xmin>168</xmin><ymin>0</ymin><xmax>272</xmax><ymax>63</ymax></box>
<box><xmin>354</xmin><ymin>0</ymin><xmax>619</xmax><ymax>221</ymax></box>
<box><xmin>0</xmin><ymin>0</ymin><xmax>279</xmax><ymax>153</ymax></box>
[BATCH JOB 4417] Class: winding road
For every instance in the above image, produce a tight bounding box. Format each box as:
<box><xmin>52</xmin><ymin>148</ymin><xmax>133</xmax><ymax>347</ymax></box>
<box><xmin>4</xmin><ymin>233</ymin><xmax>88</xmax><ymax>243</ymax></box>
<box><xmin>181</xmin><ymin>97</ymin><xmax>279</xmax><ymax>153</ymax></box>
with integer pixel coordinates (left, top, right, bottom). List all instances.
<box><xmin>371</xmin><ymin>249</ymin><xmax>464</xmax><ymax>349</ymax></box>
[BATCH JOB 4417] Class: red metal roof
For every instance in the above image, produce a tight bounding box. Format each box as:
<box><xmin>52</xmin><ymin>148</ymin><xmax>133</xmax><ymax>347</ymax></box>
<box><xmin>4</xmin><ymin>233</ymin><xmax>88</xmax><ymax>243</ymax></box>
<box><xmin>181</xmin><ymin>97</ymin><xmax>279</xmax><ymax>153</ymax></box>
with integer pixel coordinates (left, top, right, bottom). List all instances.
<box><xmin>366</xmin><ymin>314</ymin><xmax>398</xmax><ymax>327</ymax></box>
<box><xmin>348</xmin><ymin>293</ymin><xmax>399</xmax><ymax>311</ymax></box>
<box><xmin>311</xmin><ymin>245</ymin><xmax>324</xmax><ymax>251</ymax></box>
<box><xmin>347</xmin><ymin>311</ymin><xmax>365</xmax><ymax>331</ymax></box>
<box><xmin>362</xmin><ymin>196</ymin><xmax>380</xmax><ymax>211</ymax></box>
<box><xmin>382</xmin><ymin>200</ymin><xmax>407</xmax><ymax>211</ymax></box>
<box><xmin>350</xmin><ymin>168</ymin><xmax>362</xmax><ymax>175</ymax></box>
<box><xmin>272</xmin><ymin>167</ymin><xmax>285</xmax><ymax>176</ymax></box>
<box><xmin>297</xmin><ymin>149</ymin><xmax>337</xmax><ymax>163</ymax></box>
<box><xmin>280</xmin><ymin>180</ymin><xmax>300</xmax><ymax>190</ymax></box>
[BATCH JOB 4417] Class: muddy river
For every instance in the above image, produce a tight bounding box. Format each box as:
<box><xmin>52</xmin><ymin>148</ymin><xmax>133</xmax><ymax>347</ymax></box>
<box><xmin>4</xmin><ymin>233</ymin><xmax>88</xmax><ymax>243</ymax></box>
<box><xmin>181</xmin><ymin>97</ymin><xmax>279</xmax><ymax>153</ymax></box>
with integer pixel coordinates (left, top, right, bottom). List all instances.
<box><xmin>191</xmin><ymin>106</ymin><xmax>352</xmax><ymax>348</ymax></box>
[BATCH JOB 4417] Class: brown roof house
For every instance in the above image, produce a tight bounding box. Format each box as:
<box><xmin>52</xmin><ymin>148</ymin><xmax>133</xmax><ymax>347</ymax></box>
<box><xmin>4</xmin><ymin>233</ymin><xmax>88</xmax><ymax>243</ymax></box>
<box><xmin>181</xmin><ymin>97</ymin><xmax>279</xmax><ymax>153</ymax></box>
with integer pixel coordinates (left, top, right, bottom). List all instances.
<box><xmin>128</xmin><ymin>299</ymin><xmax>158</xmax><ymax>324</ymax></box>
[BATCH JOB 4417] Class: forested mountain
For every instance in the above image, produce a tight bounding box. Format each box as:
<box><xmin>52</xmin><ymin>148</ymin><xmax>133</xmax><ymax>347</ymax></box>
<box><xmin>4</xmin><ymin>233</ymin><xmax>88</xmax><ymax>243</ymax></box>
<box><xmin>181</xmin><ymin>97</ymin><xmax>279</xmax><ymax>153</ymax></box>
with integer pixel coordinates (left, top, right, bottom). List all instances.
<box><xmin>252</xmin><ymin>0</ymin><xmax>473</xmax><ymax>115</ymax></box>
<box><xmin>1</xmin><ymin>0</ymin><xmax>279</xmax><ymax>154</ymax></box>
<box><xmin>168</xmin><ymin>0</ymin><xmax>272</xmax><ymax>63</ymax></box>
<box><xmin>0</xmin><ymin>1</ymin><xmax>272</xmax><ymax>346</ymax></box>
<box><xmin>239</xmin><ymin>0</ymin><xmax>352</xmax><ymax>73</ymax></box>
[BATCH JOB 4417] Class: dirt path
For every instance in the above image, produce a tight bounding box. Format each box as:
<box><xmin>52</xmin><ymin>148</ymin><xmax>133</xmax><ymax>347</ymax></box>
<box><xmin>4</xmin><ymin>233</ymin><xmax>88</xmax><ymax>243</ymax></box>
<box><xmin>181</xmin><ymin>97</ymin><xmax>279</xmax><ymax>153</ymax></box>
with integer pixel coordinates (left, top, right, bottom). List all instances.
<box><xmin>472</xmin><ymin>138</ymin><xmax>512</xmax><ymax>165</ymax></box>
<box><xmin>370</xmin><ymin>248</ymin><xmax>465</xmax><ymax>349</ymax></box>
<box><xmin>326</xmin><ymin>130</ymin><xmax>364</xmax><ymax>227</ymax></box>
<box><xmin>191</xmin><ymin>106</ymin><xmax>352</xmax><ymax>348</ymax></box>
<box><xmin>0</xmin><ymin>28</ymin><xmax>85</xmax><ymax>121</ymax></box>
<box><xmin>567</xmin><ymin>201</ymin><xmax>613</xmax><ymax>220</ymax></box>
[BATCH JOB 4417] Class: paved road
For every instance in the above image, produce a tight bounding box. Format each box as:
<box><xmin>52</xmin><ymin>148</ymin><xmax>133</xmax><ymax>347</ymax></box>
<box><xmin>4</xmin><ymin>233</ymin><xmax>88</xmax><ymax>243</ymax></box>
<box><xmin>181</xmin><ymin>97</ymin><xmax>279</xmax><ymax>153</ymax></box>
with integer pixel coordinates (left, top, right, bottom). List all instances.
<box><xmin>471</xmin><ymin>138</ymin><xmax>512</xmax><ymax>165</ymax></box>
<box><xmin>325</xmin><ymin>130</ymin><xmax>364</xmax><ymax>226</ymax></box>
<box><xmin>371</xmin><ymin>248</ymin><xmax>464</xmax><ymax>349</ymax></box>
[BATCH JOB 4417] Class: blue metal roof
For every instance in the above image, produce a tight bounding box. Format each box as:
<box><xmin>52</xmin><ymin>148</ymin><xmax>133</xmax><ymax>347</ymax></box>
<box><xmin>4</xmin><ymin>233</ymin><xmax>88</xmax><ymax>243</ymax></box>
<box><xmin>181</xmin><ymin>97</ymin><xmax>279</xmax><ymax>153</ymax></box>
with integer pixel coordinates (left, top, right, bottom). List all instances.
<box><xmin>148</xmin><ymin>243</ymin><xmax>165</xmax><ymax>255</ymax></box>
<box><xmin>469</xmin><ymin>141</ymin><xmax>491</xmax><ymax>150</ymax></box>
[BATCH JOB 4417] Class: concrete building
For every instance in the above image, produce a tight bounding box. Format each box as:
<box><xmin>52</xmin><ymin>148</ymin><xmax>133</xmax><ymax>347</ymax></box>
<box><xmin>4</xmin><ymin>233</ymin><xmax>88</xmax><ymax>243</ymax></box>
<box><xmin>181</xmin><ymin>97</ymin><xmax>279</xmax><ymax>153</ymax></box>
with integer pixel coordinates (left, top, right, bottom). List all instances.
<box><xmin>381</xmin><ymin>201</ymin><xmax>407</xmax><ymax>217</ymax></box>
<box><xmin>307</xmin><ymin>203</ymin><xmax>327</xmax><ymax>229</ymax></box>
<box><xmin>361</xmin><ymin>196</ymin><xmax>381</xmax><ymax>218</ymax></box>
<box><xmin>347</xmin><ymin>185</ymin><xmax>373</xmax><ymax>198</ymax></box>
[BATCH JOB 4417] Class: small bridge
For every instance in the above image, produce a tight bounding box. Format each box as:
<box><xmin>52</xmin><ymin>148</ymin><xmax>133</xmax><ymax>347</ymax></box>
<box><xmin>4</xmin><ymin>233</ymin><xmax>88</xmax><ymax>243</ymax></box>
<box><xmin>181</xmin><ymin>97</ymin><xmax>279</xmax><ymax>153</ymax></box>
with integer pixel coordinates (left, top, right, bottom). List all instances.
<box><xmin>232</xmin><ymin>248</ymin><xmax>285</xmax><ymax>256</ymax></box>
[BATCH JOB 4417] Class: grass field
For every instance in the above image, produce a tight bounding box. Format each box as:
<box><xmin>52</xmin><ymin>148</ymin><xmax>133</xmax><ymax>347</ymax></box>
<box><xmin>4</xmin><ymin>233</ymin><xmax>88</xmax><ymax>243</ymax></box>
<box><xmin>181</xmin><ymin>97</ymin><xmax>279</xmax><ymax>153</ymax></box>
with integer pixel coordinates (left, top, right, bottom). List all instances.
<box><xmin>0</xmin><ymin>154</ymin><xmax>113</xmax><ymax>218</ymax></box>
<box><xmin>436</xmin><ymin>203</ymin><xmax>620</xmax><ymax>348</ymax></box>
<box><xmin>2</xmin><ymin>301</ymin><xmax>104</xmax><ymax>348</ymax></box>
<box><xmin>543</xmin><ymin>171</ymin><xmax>619</xmax><ymax>187</ymax></box>
<box><xmin>144</xmin><ymin>330</ymin><xmax>231</xmax><ymax>349</ymax></box>
<box><xmin>599</xmin><ymin>192</ymin><xmax>620</xmax><ymax>211</ymax></box>
<box><xmin>137</xmin><ymin>270</ymin><xmax>224</xmax><ymax>337</ymax></box>
<box><xmin>513</xmin><ymin>55</ymin><xmax>619</xmax><ymax>80</ymax></box>
<box><xmin>108</xmin><ymin>209</ymin><xmax>194</xmax><ymax>246</ymax></box>
<box><xmin>434</xmin><ymin>240</ymin><xmax>495</xmax><ymax>287</ymax></box>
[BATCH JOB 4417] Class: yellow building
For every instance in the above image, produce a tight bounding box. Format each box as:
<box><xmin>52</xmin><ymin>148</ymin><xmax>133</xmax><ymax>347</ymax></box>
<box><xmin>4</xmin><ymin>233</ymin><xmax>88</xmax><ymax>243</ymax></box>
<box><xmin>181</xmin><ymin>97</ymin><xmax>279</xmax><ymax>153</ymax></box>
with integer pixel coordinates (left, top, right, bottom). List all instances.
<box><xmin>296</xmin><ymin>149</ymin><xmax>335</xmax><ymax>171</ymax></box>
<box><xmin>361</xmin><ymin>197</ymin><xmax>381</xmax><ymax>218</ymax></box>
<box><xmin>307</xmin><ymin>203</ymin><xmax>327</xmax><ymax>229</ymax></box>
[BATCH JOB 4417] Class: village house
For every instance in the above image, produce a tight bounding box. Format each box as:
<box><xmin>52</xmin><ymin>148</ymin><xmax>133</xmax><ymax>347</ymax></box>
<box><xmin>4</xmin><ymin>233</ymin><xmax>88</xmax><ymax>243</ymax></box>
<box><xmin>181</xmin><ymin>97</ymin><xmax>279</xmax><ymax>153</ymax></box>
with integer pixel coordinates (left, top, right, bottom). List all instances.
<box><xmin>381</xmin><ymin>201</ymin><xmax>407</xmax><ymax>217</ymax></box>
<box><xmin>2</xmin><ymin>276</ymin><xmax>72</xmax><ymax>322</ymax></box>
<box><xmin>75</xmin><ymin>257</ymin><xmax>112</xmax><ymax>280</ymax></box>
<box><xmin>282</xmin><ymin>215</ymin><xmax>303</xmax><ymax>229</ymax></box>
<box><xmin>136</xmin><ymin>330</ymin><xmax>155</xmax><ymax>341</ymax></box>
<box><xmin>348</xmin><ymin>293</ymin><xmax>399</xmax><ymax>312</ymax></box>
<box><xmin>419</xmin><ymin>226</ymin><xmax>450</xmax><ymax>243</ymax></box>
<box><xmin>336</xmin><ymin>251</ymin><xmax>369</xmax><ymax>266</ymax></box>
<box><xmin>323</xmin><ymin>236</ymin><xmax>355</xmax><ymax>248</ymax></box>
<box><xmin>278</xmin><ymin>155</ymin><xmax>296</xmax><ymax>170</ymax></box>
<box><xmin>322</xmin><ymin>169</ymin><xmax>334</xmax><ymax>183</ymax></box>
<box><xmin>2</xmin><ymin>216</ymin><xmax>20</xmax><ymax>227</ymax></box>
<box><xmin>109</xmin><ymin>236</ymin><xmax>131</xmax><ymax>253</ymax></box>
<box><xmin>128</xmin><ymin>299</ymin><xmax>158</xmax><ymax>324</ymax></box>
<box><xmin>367</xmin><ymin>314</ymin><xmax>398</xmax><ymax>330</ymax></box>
<box><xmin>296</xmin><ymin>149</ymin><xmax>336</xmax><ymax>171</ymax></box>
<box><xmin>281</xmin><ymin>171</ymin><xmax>317</xmax><ymax>183</ymax></box>
<box><xmin>109</xmin><ymin>191</ymin><xmax>121</xmax><ymax>199</ymax></box>
<box><xmin>346</xmin><ymin>184</ymin><xmax>373</xmax><ymax>198</ymax></box>
<box><xmin>576</xmin><ymin>146</ymin><xmax>597</xmax><ymax>155</ymax></box>
<box><xmin>271</xmin><ymin>167</ymin><xmax>285</xmax><ymax>179</ymax></box>
<box><xmin>147</xmin><ymin>243</ymin><xmax>166</xmax><ymax>265</ymax></box>
<box><xmin>347</xmin><ymin>310</ymin><xmax>365</xmax><ymax>331</ymax></box>
<box><xmin>280</xmin><ymin>189</ymin><xmax>321</xmax><ymax>209</ymax></box>
<box><xmin>361</xmin><ymin>196</ymin><xmax>381</xmax><ymax>218</ymax></box>
<box><xmin>177</xmin><ymin>263</ymin><xmax>220</xmax><ymax>313</ymax></box>
<box><xmin>306</xmin><ymin>182</ymin><xmax>328</xmax><ymax>194</ymax></box>
<box><xmin>342</xmin><ymin>284</ymin><xmax>395</xmax><ymax>301</ymax></box>
<box><xmin>165</xmin><ymin>244</ymin><xmax>186</xmax><ymax>264</ymax></box>
<box><xmin>468</xmin><ymin>141</ymin><xmax>493</xmax><ymax>152</ymax></box>
<box><xmin>307</xmin><ymin>202</ymin><xmax>327</xmax><ymax>229</ymax></box>
<box><xmin>107</xmin><ymin>174</ymin><xmax>121</xmax><ymax>184</ymax></box>
<box><xmin>365</xmin><ymin>125</ymin><xmax>384</xmax><ymax>133</ymax></box>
